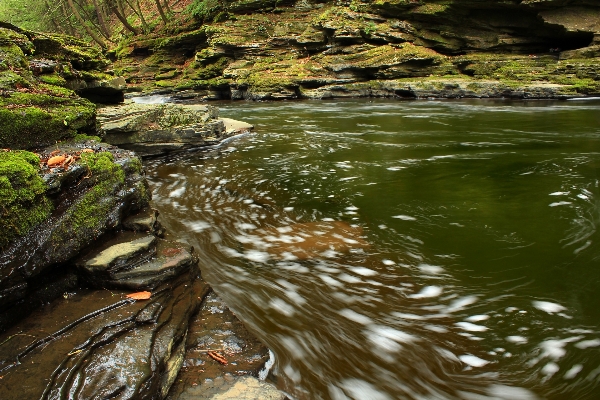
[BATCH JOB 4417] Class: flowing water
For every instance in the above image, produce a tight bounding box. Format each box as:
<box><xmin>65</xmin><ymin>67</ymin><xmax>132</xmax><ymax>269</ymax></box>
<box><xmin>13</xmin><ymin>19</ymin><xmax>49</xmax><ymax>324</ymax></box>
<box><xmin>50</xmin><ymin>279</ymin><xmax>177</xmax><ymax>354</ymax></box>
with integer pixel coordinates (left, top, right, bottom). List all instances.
<box><xmin>145</xmin><ymin>99</ymin><xmax>600</xmax><ymax>400</ymax></box>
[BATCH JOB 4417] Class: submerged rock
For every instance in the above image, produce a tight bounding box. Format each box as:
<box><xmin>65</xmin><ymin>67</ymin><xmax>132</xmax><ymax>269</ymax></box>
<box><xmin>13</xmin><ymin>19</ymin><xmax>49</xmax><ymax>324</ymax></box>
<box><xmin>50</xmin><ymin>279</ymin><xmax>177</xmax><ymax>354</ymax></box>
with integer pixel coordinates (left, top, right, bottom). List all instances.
<box><xmin>97</xmin><ymin>103</ymin><xmax>252</xmax><ymax>157</ymax></box>
<box><xmin>167</xmin><ymin>293</ymin><xmax>280</xmax><ymax>400</ymax></box>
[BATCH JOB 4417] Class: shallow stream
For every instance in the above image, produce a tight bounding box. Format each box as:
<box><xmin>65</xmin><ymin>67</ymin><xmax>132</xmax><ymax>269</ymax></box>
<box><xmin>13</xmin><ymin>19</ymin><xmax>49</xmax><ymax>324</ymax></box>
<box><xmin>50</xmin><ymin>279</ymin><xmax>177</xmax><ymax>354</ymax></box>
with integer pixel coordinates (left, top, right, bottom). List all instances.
<box><xmin>146</xmin><ymin>98</ymin><xmax>600</xmax><ymax>399</ymax></box>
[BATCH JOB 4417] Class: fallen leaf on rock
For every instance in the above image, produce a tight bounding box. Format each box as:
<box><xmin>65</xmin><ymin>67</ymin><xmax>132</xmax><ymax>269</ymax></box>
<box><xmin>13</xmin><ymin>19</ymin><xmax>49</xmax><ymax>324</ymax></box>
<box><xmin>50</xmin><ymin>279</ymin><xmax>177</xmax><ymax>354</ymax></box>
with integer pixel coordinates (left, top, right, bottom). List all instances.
<box><xmin>81</xmin><ymin>149</ymin><xmax>94</xmax><ymax>153</ymax></box>
<box><xmin>47</xmin><ymin>155</ymin><xmax>65</xmax><ymax>167</ymax></box>
<box><xmin>207</xmin><ymin>351</ymin><xmax>228</xmax><ymax>365</ymax></box>
<box><xmin>126</xmin><ymin>291</ymin><xmax>152</xmax><ymax>300</ymax></box>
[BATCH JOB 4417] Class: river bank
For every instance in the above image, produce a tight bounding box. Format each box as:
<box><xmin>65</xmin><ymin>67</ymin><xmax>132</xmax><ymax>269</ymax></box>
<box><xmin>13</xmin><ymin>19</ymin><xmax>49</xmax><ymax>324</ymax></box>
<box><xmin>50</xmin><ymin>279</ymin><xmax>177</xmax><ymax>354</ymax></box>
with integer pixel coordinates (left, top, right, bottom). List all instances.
<box><xmin>0</xmin><ymin>22</ymin><xmax>287</xmax><ymax>399</ymax></box>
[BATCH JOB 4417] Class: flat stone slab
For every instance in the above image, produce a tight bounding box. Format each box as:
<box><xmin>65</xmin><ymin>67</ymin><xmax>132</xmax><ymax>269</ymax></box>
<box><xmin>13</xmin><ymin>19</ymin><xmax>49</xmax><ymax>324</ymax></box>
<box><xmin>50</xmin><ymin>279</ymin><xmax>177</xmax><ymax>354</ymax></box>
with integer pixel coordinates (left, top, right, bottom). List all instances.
<box><xmin>111</xmin><ymin>239</ymin><xmax>196</xmax><ymax>290</ymax></box>
<box><xmin>123</xmin><ymin>207</ymin><xmax>163</xmax><ymax>234</ymax></box>
<box><xmin>220</xmin><ymin>118</ymin><xmax>254</xmax><ymax>135</ymax></box>
<box><xmin>77</xmin><ymin>233</ymin><xmax>157</xmax><ymax>275</ymax></box>
<box><xmin>210</xmin><ymin>376</ymin><xmax>286</xmax><ymax>400</ymax></box>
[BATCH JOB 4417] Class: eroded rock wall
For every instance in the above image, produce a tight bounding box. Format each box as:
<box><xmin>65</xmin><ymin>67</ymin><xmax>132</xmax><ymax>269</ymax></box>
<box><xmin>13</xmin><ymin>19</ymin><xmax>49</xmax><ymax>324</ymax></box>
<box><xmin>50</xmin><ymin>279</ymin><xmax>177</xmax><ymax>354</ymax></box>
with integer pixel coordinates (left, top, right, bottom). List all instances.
<box><xmin>112</xmin><ymin>0</ymin><xmax>600</xmax><ymax>99</ymax></box>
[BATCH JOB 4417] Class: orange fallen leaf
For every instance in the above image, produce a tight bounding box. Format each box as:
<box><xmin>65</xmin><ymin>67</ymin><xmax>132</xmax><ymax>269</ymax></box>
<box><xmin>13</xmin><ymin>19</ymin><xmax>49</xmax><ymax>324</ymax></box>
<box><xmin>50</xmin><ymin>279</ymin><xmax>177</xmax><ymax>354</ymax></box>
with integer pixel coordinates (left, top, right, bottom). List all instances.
<box><xmin>81</xmin><ymin>149</ymin><xmax>94</xmax><ymax>153</ymax></box>
<box><xmin>126</xmin><ymin>291</ymin><xmax>152</xmax><ymax>300</ymax></box>
<box><xmin>47</xmin><ymin>155</ymin><xmax>66</xmax><ymax>167</ymax></box>
<box><xmin>207</xmin><ymin>351</ymin><xmax>228</xmax><ymax>365</ymax></box>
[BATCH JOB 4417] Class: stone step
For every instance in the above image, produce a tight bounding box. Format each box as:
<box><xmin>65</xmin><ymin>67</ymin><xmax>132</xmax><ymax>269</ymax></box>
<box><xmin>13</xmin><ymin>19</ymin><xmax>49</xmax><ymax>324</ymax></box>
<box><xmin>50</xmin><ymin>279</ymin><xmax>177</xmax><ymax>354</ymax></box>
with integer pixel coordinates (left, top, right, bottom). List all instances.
<box><xmin>111</xmin><ymin>239</ymin><xmax>196</xmax><ymax>290</ymax></box>
<box><xmin>76</xmin><ymin>232</ymin><xmax>195</xmax><ymax>290</ymax></box>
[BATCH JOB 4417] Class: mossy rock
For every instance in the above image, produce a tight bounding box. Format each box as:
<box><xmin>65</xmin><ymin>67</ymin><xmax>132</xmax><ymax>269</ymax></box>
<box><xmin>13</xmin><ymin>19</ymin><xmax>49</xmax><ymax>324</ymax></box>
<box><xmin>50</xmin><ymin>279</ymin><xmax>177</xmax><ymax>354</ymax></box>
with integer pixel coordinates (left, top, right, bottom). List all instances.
<box><xmin>0</xmin><ymin>91</ymin><xmax>96</xmax><ymax>149</ymax></box>
<box><xmin>29</xmin><ymin>32</ymin><xmax>108</xmax><ymax>71</ymax></box>
<box><xmin>0</xmin><ymin>28</ymin><xmax>31</xmax><ymax>72</ymax></box>
<box><xmin>0</xmin><ymin>150</ymin><xmax>52</xmax><ymax>249</ymax></box>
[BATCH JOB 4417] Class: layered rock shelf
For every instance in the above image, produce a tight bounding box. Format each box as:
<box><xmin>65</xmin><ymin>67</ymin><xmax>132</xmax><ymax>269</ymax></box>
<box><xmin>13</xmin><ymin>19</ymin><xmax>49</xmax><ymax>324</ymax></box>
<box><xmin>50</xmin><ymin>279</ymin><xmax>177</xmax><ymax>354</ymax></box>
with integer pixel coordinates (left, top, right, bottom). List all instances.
<box><xmin>111</xmin><ymin>0</ymin><xmax>600</xmax><ymax>100</ymax></box>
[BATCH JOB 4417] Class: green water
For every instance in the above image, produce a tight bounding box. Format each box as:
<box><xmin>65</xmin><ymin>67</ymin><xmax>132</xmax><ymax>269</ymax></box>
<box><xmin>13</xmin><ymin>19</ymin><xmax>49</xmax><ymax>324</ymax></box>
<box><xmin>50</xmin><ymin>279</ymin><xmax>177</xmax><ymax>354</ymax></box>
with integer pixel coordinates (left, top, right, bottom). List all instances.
<box><xmin>146</xmin><ymin>98</ymin><xmax>600</xmax><ymax>399</ymax></box>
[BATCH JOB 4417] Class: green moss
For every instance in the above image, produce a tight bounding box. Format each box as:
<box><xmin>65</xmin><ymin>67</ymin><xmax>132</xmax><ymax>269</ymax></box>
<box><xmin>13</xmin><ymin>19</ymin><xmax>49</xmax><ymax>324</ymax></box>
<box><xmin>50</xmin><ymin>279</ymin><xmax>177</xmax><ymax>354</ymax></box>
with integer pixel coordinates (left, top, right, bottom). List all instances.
<box><xmin>0</xmin><ymin>92</ymin><xmax>96</xmax><ymax>149</ymax></box>
<box><xmin>0</xmin><ymin>150</ymin><xmax>52</xmax><ymax>249</ymax></box>
<box><xmin>73</xmin><ymin>133</ymin><xmax>101</xmax><ymax>142</ymax></box>
<box><xmin>61</xmin><ymin>152</ymin><xmax>125</xmax><ymax>231</ymax></box>
<box><xmin>38</xmin><ymin>73</ymin><xmax>67</xmax><ymax>87</ymax></box>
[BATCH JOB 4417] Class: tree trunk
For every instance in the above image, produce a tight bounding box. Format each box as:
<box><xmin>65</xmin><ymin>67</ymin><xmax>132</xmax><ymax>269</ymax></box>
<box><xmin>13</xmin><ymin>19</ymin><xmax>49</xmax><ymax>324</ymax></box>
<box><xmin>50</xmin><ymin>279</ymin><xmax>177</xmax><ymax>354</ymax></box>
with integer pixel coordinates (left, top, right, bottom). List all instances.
<box><xmin>59</xmin><ymin>0</ymin><xmax>78</xmax><ymax>36</ymax></box>
<box><xmin>155</xmin><ymin>0</ymin><xmax>168</xmax><ymax>24</ymax></box>
<box><xmin>90</xmin><ymin>0</ymin><xmax>112</xmax><ymax>39</ymax></box>
<box><xmin>67</xmin><ymin>0</ymin><xmax>106</xmax><ymax>48</ymax></box>
<box><xmin>163</xmin><ymin>0</ymin><xmax>171</xmax><ymax>14</ymax></box>
<box><xmin>107</xmin><ymin>0</ymin><xmax>139</xmax><ymax>35</ymax></box>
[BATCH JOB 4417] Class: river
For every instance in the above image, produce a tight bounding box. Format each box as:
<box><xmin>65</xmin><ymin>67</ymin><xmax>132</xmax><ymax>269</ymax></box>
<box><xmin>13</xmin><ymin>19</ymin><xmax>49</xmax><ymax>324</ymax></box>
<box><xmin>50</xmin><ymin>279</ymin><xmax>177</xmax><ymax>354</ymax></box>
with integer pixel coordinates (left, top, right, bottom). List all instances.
<box><xmin>145</xmin><ymin>98</ymin><xmax>600</xmax><ymax>400</ymax></box>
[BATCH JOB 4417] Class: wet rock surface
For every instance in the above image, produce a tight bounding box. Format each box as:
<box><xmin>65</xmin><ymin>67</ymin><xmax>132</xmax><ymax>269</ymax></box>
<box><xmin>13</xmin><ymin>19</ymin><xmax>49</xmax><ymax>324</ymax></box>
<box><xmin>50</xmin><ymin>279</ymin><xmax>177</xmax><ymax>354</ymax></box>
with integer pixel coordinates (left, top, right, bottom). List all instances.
<box><xmin>76</xmin><ymin>231</ymin><xmax>197</xmax><ymax>290</ymax></box>
<box><xmin>0</xmin><ymin>270</ymin><xmax>204</xmax><ymax>400</ymax></box>
<box><xmin>166</xmin><ymin>293</ymin><xmax>284</xmax><ymax>400</ymax></box>
<box><xmin>0</xmin><ymin>141</ymin><xmax>150</xmax><ymax>329</ymax></box>
<box><xmin>97</xmin><ymin>103</ymin><xmax>247</xmax><ymax>157</ymax></box>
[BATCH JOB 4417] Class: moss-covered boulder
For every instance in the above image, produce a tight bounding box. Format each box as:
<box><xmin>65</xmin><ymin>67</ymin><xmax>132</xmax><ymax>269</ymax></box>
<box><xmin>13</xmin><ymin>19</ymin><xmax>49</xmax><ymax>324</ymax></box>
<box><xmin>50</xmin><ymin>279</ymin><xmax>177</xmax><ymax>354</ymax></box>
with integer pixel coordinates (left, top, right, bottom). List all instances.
<box><xmin>0</xmin><ymin>86</ymin><xmax>97</xmax><ymax>149</ymax></box>
<box><xmin>0</xmin><ymin>140</ymin><xmax>150</xmax><ymax>310</ymax></box>
<box><xmin>0</xmin><ymin>150</ymin><xmax>52</xmax><ymax>249</ymax></box>
<box><xmin>0</xmin><ymin>22</ymin><xmax>122</xmax><ymax>148</ymax></box>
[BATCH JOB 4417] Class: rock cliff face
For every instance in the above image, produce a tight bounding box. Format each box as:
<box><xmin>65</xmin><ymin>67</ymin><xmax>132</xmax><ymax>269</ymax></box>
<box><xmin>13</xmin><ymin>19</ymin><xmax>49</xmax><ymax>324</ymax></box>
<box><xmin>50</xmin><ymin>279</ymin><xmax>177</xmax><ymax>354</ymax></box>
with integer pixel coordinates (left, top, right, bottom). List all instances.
<box><xmin>113</xmin><ymin>0</ymin><xmax>600</xmax><ymax>99</ymax></box>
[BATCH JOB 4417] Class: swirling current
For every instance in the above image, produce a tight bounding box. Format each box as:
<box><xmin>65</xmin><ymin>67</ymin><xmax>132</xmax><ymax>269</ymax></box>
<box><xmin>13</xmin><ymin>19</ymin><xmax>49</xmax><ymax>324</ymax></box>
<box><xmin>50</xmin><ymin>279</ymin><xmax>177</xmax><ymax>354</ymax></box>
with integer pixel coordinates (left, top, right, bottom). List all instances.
<box><xmin>145</xmin><ymin>98</ymin><xmax>600</xmax><ymax>400</ymax></box>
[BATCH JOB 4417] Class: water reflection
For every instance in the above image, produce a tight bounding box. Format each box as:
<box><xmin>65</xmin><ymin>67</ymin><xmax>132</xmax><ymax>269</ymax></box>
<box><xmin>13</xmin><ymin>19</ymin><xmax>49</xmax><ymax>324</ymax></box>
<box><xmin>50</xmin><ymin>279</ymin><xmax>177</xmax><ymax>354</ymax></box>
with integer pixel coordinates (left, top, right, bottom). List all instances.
<box><xmin>146</xmin><ymin>99</ymin><xmax>600</xmax><ymax>399</ymax></box>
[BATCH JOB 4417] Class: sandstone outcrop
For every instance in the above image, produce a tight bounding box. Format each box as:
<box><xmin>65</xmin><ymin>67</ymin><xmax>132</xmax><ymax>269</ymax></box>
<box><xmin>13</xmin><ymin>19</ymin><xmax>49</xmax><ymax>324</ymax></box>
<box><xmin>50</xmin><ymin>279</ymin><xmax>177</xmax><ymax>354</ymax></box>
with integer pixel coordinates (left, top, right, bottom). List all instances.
<box><xmin>97</xmin><ymin>103</ymin><xmax>253</xmax><ymax>157</ymax></box>
<box><xmin>112</xmin><ymin>0</ymin><xmax>600</xmax><ymax>99</ymax></box>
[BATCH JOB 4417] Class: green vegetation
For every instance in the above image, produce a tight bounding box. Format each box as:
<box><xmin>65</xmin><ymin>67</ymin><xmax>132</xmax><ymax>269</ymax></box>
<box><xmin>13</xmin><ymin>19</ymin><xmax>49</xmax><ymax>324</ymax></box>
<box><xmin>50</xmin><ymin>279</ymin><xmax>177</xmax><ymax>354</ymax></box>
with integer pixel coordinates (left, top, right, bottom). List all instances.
<box><xmin>59</xmin><ymin>151</ymin><xmax>125</xmax><ymax>232</ymax></box>
<box><xmin>0</xmin><ymin>150</ymin><xmax>52</xmax><ymax>249</ymax></box>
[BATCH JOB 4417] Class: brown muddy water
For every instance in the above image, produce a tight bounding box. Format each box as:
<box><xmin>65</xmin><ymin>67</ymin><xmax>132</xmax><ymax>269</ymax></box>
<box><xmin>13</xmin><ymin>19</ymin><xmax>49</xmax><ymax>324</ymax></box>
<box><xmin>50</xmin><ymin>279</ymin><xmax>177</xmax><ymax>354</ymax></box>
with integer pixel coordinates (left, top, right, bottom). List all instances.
<box><xmin>145</xmin><ymin>98</ymin><xmax>600</xmax><ymax>400</ymax></box>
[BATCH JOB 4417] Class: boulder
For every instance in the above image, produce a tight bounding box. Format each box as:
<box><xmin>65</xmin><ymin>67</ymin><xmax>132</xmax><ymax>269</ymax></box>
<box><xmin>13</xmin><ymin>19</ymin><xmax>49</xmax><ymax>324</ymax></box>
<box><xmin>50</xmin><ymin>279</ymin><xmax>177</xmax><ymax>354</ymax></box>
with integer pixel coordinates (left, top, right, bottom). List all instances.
<box><xmin>76</xmin><ymin>231</ymin><xmax>197</xmax><ymax>290</ymax></box>
<box><xmin>98</xmin><ymin>103</ymin><xmax>252</xmax><ymax>157</ymax></box>
<box><xmin>0</xmin><ymin>141</ymin><xmax>150</xmax><ymax>329</ymax></box>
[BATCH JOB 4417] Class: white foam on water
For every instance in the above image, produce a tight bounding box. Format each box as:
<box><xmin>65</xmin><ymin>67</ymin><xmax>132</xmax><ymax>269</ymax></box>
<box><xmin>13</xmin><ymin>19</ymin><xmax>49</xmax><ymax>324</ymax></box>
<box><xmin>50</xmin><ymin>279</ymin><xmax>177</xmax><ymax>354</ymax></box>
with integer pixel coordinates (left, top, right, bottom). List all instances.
<box><xmin>338</xmin><ymin>273</ymin><xmax>362</xmax><ymax>284</ymax></box>
<box><xmin>382</xmin><ymin>259</ymin><xmax>396</xmax><ymax>265</ymax></box>
<box><xmin>269</xmin><ymin>297</ymin><xmax>296</xmax><ymax>317</ymax></box>
<box><xmin>283</xmin><ymin>206</ymin><xmax>294</xmax><ymax>212</ymax></box>
<box><xmin>236</xmin><ymin>222</ymin><xmax>258</xmax><ymax>230</ymax></box>
<box><xmin>243</xmin><ymin>250</ymin><xmax>271</xmax><ymax>263</ymax></box>
<box><xmin>319</xmin><ymin>274</ymin><xmax>343</xmax><ymax>288</ymax></box>
<box><xmin>392</xmin><ymin>215</ymin><xmax>417</xmax><ymax>221</ymax></box>
<box><xmin>184</xmin><ymin>220</ymin><xmax>211</xmax><ymax>232</ymax></box>
<box><xmin>465</xmin><ymin>315</ymin><xmax>489</xmax><ymax>322</ymax></box>
<box><xmin>455</xmin><ymin>322</ymin><xmax>488</xmax><ymax>332</ymax></box>
<box><xmin>349</xmin><ymin>267</ymin><xmax>378</xmax><ymax>276</ymax></box>
<box><xmin>574</xmin><ymin>338</ymin><xmax>600</xmax><ymax>349</ymax></box>
<box><xmin>459</xmin><ymin>354</ymin><xmax>489</xmax><ymax>367</ymax></box>
<box><xmin>169</xmin><ymin>186</ymin><xmax>186</xmax><ymax>198</ymax></box>
<box><xmin>542</xmin><ymin>362</ymin><xmax>560</xmax><ymax>378</ymax></box>
<box><xmin>409</xmin><ymin>285</ymin><xmax>443</xmax><ymax>299</ymax></box>
<box><xmin>549</xmin><ymin>191</ymin><xmax>570</xmax><ymax>196</ymax></box>
<box><xmin>563</xmin><ymin>364</ymin><xmax>584</xmax><ymax>380</ymax></box>
<box><xmin>339</xmin><ymin>379</ymin><xmax>393</xmax><ymax>400</ymax></box>
<box><xmin>506</xmin><ymin>335</ymin><xmax>528</xmax><ymax>344</ymax></box>
<box><xmin>418</xmin><ymin>264</ymin><xmax>444</xmax><ymax>274</ymax></box>
<box><xmin>532</xmin><ymin>300</ymin><xmax>566</xmax><ymax>314</ymax></box>
<box><xmin>549</xmin><ymin>201</ymin><xmax>572</xmax><ymax>207</ymax></box>
<box><xmin>338</xmin><ymin>309</ymin><xmax>373</xmax><ymax>325</ymax></box>
<box><xmin>486</xmin><ymin>384</ymin><xmax>540</xmax><ymax>400</ymax></box>
<box><xmin>447</xmin><ymin>296</ymin><xmax>479</xmax><ymax>313</ymax></box>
